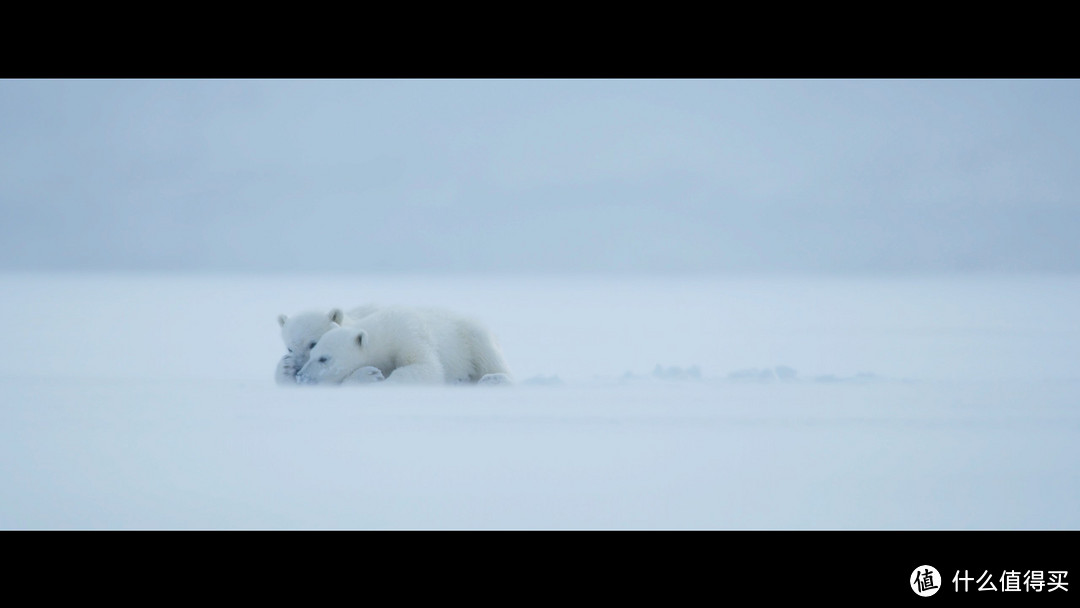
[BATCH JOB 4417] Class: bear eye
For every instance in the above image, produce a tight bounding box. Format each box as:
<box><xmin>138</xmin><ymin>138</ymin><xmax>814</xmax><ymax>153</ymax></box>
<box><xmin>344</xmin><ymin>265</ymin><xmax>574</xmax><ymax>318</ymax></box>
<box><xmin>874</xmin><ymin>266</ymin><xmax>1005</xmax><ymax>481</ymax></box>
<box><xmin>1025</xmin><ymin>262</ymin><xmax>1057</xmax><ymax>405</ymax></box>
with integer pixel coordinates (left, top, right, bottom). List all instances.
<box><xmin>309</xmin><ymin>342</ymin><xmax>317</xmax><ymax>349</ymax></box>
<box><xmin>318</xmin><ymin>356</ymin><xmax>328</xmax><ymax>363</ymax></box>
<box><xmin>287</xmin><ymin>347</ymin><xmax>293</xmax><ymax>353</ymax></box>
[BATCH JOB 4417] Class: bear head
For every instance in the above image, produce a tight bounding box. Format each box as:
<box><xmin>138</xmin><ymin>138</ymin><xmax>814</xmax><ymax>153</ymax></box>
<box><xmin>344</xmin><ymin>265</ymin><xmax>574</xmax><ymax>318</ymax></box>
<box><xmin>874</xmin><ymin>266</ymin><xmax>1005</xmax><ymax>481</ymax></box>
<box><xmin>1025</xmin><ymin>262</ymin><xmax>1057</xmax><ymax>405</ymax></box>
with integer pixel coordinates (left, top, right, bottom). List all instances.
<box><xmin>296</xmin><ymin>326</ymin><xmax>371</xmax><ymax>385</ymax></box>
<box><xmin>278</xmin><ymin>308</ymin><xmax>347</xmax><ymax>370</ymax></box>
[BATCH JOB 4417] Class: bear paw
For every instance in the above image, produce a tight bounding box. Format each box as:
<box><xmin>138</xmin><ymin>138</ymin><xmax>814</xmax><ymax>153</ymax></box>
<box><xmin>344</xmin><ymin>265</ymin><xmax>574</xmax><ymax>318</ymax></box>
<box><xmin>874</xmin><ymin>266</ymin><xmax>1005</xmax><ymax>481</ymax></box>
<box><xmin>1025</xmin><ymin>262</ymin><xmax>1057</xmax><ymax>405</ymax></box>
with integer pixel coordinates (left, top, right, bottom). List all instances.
<box><xmin>478</xmin><ymin>373</ymin><xmax>512</xmax><ymax>386</ymax></box>
<box><xmin>345</xmin><ymin>366</ymin><xmax>386</xmax><ymax>384</ymax></box>
<box><xmin>276</xmin><ymin>354</ymin><xmax>301</xmax><ymax>385</ymax></box>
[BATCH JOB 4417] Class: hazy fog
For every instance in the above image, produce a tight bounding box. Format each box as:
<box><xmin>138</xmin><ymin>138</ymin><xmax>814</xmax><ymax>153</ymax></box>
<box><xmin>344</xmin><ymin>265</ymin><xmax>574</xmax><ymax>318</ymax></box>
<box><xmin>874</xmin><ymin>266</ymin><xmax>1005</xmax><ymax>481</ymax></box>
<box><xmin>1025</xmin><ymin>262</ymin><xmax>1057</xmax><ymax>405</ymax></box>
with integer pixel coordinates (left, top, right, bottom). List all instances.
<box><xmin>2</xmin><ymin>79</ymin><xmax>1077</xmax><ymax>275</ymax></box>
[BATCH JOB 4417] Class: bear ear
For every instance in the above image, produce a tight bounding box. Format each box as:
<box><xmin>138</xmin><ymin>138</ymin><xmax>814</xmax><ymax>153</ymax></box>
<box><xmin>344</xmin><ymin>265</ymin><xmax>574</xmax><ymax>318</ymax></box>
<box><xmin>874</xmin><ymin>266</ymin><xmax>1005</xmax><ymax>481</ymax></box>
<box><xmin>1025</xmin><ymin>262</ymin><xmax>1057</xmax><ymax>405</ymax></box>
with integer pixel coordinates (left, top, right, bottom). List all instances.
<box><xmin>356</xmin><ymin>330</ymin><xmax>366</xmax><ymax>348</ymax></box>
<box><xmin>278</xmin><ymin>314</ymin><xmax>287</xmax><ymax>327</ymax></box>
<box><xmin>329</xmin><ymin>308</ymin><xmax>344</xmax><ymax>325</ymax></box>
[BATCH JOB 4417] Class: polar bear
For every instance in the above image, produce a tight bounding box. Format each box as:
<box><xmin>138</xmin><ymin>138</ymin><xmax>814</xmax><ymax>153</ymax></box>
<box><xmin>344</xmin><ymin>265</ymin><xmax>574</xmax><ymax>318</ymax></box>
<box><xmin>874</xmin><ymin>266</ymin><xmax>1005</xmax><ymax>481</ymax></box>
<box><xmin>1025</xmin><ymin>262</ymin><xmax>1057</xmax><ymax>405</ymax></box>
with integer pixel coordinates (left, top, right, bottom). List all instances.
<box><xmin>296</xmin><ymin>306</ymin><xmax>512</xmax><ymax>386</ymax></box>
<box><xmin>275</xmin><ymin>305</ymin><xmax>379</xmax><ymax>385</ymax></box>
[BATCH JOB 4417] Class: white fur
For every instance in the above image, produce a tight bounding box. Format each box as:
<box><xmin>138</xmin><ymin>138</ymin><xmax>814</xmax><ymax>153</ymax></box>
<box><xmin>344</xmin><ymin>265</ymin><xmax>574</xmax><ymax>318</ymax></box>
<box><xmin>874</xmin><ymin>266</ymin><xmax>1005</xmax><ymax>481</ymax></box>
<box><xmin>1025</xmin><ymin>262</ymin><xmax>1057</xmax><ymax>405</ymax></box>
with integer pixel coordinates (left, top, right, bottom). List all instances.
<box><xmin>275</xmin><ymin>305</ymin><xmax>379</xmax><ymax>385</ymax></box>
<box><xmin>296</xmin><ymin>306</ymin><xmax>511</xmax><ymax>386</ymax></box>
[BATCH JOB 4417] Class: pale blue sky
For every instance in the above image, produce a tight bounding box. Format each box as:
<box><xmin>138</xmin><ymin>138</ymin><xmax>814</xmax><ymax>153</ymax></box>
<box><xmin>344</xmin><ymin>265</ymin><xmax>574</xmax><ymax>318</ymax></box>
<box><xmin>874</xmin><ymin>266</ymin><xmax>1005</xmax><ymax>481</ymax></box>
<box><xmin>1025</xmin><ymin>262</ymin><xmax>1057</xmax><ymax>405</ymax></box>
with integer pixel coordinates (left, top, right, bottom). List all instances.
<box><xmin>2</xmin><ymin>79</ymin><xmax>1078</xmax><ymax>274</ymax></box>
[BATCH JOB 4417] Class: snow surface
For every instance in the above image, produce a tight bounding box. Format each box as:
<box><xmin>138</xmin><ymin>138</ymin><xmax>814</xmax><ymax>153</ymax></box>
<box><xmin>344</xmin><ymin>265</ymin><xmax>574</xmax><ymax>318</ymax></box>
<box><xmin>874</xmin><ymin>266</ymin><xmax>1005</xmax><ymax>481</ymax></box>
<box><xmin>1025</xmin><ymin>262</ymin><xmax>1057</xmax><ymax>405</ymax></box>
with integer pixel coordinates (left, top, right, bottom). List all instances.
<box><xmin>1</xmin><ymin>273</ymin><xmax>1078</xmax><ymax>530</ymax></box>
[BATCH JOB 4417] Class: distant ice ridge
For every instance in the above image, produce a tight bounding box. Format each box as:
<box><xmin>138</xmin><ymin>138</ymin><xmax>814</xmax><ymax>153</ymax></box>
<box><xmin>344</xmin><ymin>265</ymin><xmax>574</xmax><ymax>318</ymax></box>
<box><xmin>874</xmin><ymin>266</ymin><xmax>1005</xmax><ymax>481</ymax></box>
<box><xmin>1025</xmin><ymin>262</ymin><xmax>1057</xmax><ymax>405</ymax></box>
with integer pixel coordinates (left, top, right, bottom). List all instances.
<box><xmin>651</xmin><ymin>364</ymin><xmax>702</xmax><ymax>381</ymax></box>
<box><xmin>516</xmin><ymin>365</ymin><xmax>894</xmax><ymax>387</ymax></box>
<box><xmin>725</xmin><ymin>366</ymin><xmax>882</xmax><ymax>384</ymax></box>
<box><xmin>520</xmin><ymin>374</ymin><xmax>564</xmax><ymax>386</ymax></box>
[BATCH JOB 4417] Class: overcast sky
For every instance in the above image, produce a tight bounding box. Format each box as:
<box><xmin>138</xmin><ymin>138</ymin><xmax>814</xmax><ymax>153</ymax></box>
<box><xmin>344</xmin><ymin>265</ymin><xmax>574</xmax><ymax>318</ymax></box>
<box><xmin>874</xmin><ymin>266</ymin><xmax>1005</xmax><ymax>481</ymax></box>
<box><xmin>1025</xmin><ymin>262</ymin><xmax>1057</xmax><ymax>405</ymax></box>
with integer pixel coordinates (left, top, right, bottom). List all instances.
<box><xmin>1</xmin><ymin>79</ymin><xmax>1077</xmax><ymax>275</ymax></box>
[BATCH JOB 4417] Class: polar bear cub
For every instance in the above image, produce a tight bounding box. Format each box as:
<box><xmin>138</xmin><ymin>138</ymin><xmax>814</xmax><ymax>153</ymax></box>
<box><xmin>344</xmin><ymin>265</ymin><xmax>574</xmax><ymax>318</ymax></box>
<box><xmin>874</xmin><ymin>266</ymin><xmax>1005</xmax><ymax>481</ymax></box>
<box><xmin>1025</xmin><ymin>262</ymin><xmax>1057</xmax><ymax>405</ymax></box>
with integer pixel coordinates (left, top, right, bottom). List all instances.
<box><xmin>275</xmin><ymin>305</ymin><xmax>379</xmax><ymax>385</ymax></box>
<box><xmin>296</xmin><ymin>306</ymin><xmax>511</xmax><ymax>386</ymax></box>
